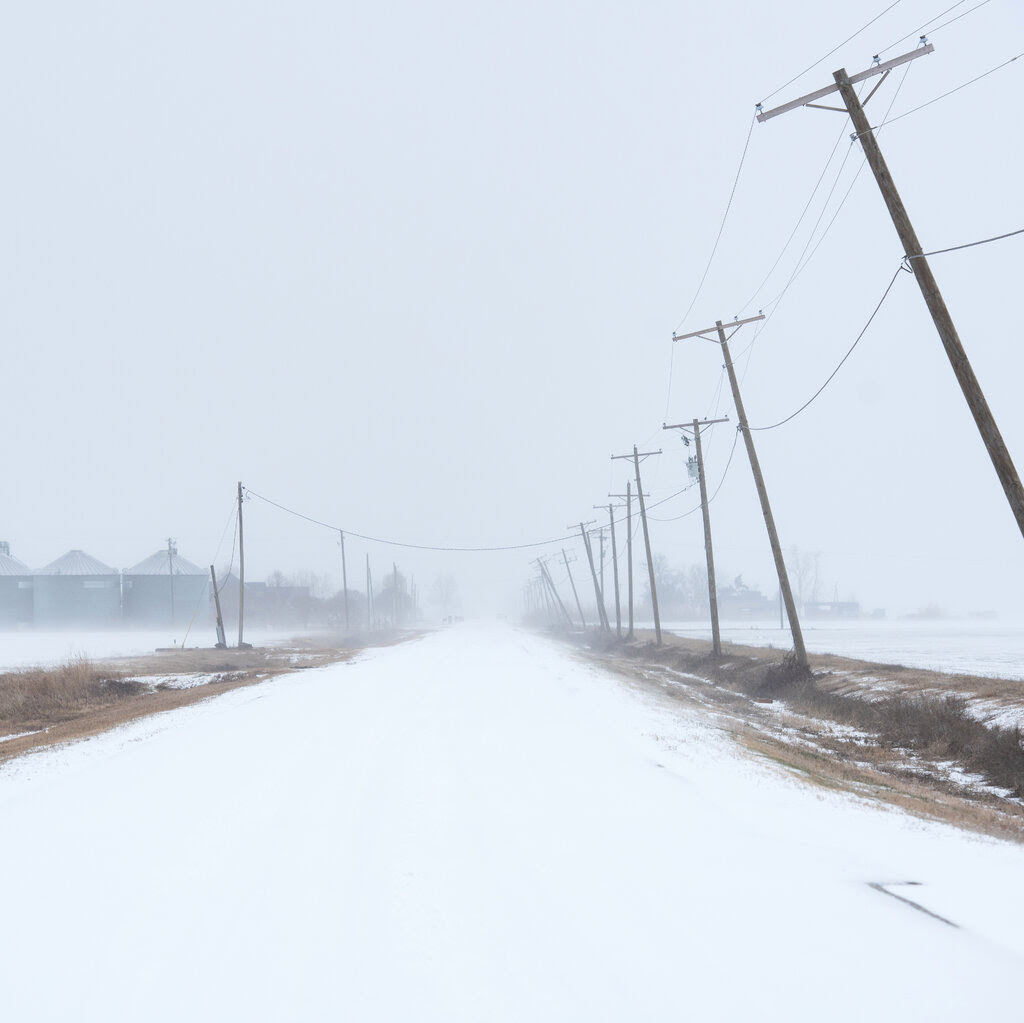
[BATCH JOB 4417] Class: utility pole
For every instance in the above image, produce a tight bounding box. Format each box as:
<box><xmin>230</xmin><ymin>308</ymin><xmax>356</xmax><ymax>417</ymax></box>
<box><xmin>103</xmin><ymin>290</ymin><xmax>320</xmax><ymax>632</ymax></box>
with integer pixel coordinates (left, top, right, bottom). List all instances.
<box><xmin>339</xmin><ymin>531</ymin><xmax>350</xmax><ymax>631</ymax></box>
<box><xmin>237</xmin><ymin>481</ymin><xmax>246</xmax><ymax>648</ymax></box>
<box><xmin>664</xmin><ymin>417</ymin><xmax>729</xmax><ymax>657</ymax></box>
<box><xmin>393</xmin><ymin>562</ymin><xmax>399</xmax><ymax>627</ymax></box>
<box><xmin>572</xmin><ymin>521</ymin><xmax>609</xmax><ymax>631</ymax></box>
<box><xmin>210</xmin><ymin>565</ymin><xmax>227</xmax><ymax>648</ymax></box>
<box><xmin>167</xmin><ymin>537</ymin><xmax>176</xmax><ymax>625</ymax></box>
<box><xmin>608</xmin><ymin>485</ymin><xmax>648</xmax><ymax>641</ymax></box>
<box><xmin>561</xmin><ymin>548</ymin><xmax>586</xmax><ymax>628</ymax></box>
<box><xmin>366</xmin><ymin>555</ymin><xmax>374</xmax><ymax>631</ymax></box>
<box><xmin>626</xmin><ymin>483</ymin><xmax>633</xmax><ymax>638</ymax></box>
<box><xmin>608</xmin><ymin>504</ymin><xmax>621</xmax><ymax>638</ymax></box>
<box><xmin>673</xmin><ymin>317</ymin><xmax>806</xmax><ymax>667</ymax></box>
<box><xmin>536</xmin><ymin>558</ymin><xmax>572</xmax><ymax>628</ymax></box>
<box><xmin>612</xmin><ymin>448</ymin><xmax>662</xmax><ymax>645</ymax></box>
<box><xmin>757</xmin><ymin>44</ymin><xmax>1024</xmax><ymax>545</ymax></box>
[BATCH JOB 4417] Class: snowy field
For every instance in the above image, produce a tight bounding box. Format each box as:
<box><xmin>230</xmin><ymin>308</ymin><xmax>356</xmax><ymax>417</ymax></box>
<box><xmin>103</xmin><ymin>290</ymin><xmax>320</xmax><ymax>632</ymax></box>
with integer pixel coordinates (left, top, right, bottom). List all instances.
<box><xmin>0</xmin><ymin>627</ymin><xmax>304</xmax><ymax>672</ymax></box>
<box><xmin>0</xmin><ymin>622</ymin><xmax>1021</xmax><ymax>1021</ymax></box>
<box><xmin>663</xmin><ymin>617</ymin><xmax>1024</xmax><ymax>680</ymax></box>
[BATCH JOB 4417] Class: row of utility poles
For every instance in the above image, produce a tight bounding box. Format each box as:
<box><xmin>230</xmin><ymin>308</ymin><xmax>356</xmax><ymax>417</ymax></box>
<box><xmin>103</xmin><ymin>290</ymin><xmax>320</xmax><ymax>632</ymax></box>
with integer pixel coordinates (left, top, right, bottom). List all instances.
<box><xmin>542</xmin><ymin>43</ymin><xmax>1021</xmax><ymax>673</ymax></box>
<box><xmin>207</xmin><ymin>483</ymin><xmax>417</xmax><ymax>649</ymax></box>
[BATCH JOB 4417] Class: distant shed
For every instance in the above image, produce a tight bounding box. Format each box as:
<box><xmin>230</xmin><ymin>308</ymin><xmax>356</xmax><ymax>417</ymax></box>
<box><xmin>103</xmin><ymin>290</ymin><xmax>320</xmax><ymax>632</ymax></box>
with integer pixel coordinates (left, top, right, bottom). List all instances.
<box><xmin>123</xmin><ymin>549</ymin><xmax>208</xmax><ymax>626</ymax></box>
<box><xmin>0</xmin><ymin>543</ymin><xmax>33</xmax><ymax>626</ymax></box>
<box><xmin>33</xmin><ymin>549</ymin><xmax>121</xmax><ymax>626</ymax></box>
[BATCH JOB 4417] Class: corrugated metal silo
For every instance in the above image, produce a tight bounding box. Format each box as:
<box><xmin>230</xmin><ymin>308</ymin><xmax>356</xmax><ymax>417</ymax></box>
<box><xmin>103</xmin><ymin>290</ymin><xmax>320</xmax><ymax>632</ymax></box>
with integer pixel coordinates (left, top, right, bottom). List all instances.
<box><xmin>123</xmin><ymin>549</ymin><xmax>208</xmax><ymax>626</ymax></box>
<box><xmin>0</xmin><ymin>543</ymin><xmax>33</xmax><ymax>626</ymax></box>
<box><xmin>33</xmin><ymin>550</ymin><xmax>121</xmax><ymax>626</ymax></box>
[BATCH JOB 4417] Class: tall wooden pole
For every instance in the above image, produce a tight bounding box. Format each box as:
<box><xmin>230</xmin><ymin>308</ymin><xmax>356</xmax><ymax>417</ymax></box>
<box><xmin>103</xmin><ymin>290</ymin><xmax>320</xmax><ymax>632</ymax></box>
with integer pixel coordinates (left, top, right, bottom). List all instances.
<box><xmin>562</xmin><ymin>548</ymin><xmax>586</xmax><ymax>628</ymax></box>
<box><xmin>580</xmin><ymin>523</ymin><xmax>610</xmax><ymax>631</ymax></box>
<box><xmin>608</xmin><ymin>504</ymin><xmax>621</xmax><ymax>637</ymax></box>
<box><xmin>665</xmin><ymin>418</ymin><xmax>728</xmax><ymax>654</ymax></box>
<box><xmin>632</xmin><ymin>447</ymin><xmax>661</xmax><ymax>646</ymax></box>
<box><xmin>366</xmin><ymin>555</ymin><xmax>373</xmax><ymax>631</ymax></box>
<box><xmin>167</xmin><ymin>537</ymin><xmax>176</xmax><ymax>624</ymax></box>
<box><xmin>538</xmin><ymin>559</ymin><xmax>572</xmax><ymax>627</ymax></box>
<box><xmin>339</xmin><ymin>531</ymin><xmax>350</xmax><ymax>631</ymax></box>
<box><xmin>833</xmin><ymin>67</ymin><xmax>1024</xmax><ymax>542</ymax></box>
<box><xmin>626</xmin><ymin>482</ymin><xmax>634</xmax><ymax>639</ymax></box>
<box><xmin>692</xmin><ymin>422</ymin><xmax>722</xmax><ymax>657</ymax></box>
<box><xmin>718</xmin><ymin>326</ymin><xmax>806</xmax><ymax>667</ymax></box>
<box><xmin>237</xmin><ymin>481</ymin><xmax>245</xmax><ymax>648</ymax></box>
<box><xmin>210</xmin><ymin>565</ymin><xmax>226</xmax><ymax>648</ymax></box>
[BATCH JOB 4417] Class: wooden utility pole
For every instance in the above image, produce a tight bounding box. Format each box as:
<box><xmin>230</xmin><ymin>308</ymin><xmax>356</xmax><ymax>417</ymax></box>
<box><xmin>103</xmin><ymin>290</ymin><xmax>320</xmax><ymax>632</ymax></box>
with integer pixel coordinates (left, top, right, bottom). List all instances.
<box><xmin>339</xmin><ymin>531</ymin><xmax>350</xmax><ymax>631</ymax></box>
<box><xmin>664</xmin><ymin>417</ymin><xmax>729</xmax><ymax>657</ymax></box>
<box><xmin>574</xmin><ymin>521</ymin><xmax>609</xmax><ymax>631</ymax></box>
<box><xmin>537</xmin><ymin>558</ymin><xmax>572</xmax><ymax>627</ymax></box>
<box><xmin>237</xmin><ymin>481</ymin><xmax>245</xmax><ymax>648</ymax></box>
<box><xmin>626</xmin><ymin>483</ymin><xmax>633</xmax><ymax>638</ymax></box>
<box><xmin>757</xmin><ymin>45</ymin><xmax>1024</xmax><ymax>545</ymax></box>
<box><xmin>608</xmin><ymin>504</ymin><xmax>621</xmax><ymax>637</ymax></box>
<box><xmin>612</xmin><ymin>448</ymin><xmax>662</xmax><ymax>645</ymax></box>
<box><xmin>366</xmin><ymin>555</ymin><xmax>374</xmax><ymax>631</ymax></box>
<box><xmin>673</xmin><ymin>318</ymin><xmax>806</xmax><ymax>667</ymax></box>
<box><xmin>608</xmin><ymin>485</ymin><xmax>648</xmax><ymax>640</ymax></box>
<box><xmin>210</xmin><ymin>565</ymin><xmax>227</xmax><ymax>648</ymax></box>
<box><xmin>561</xmin><ymin>548</ymin><xmax>586</xmax><ymax>628</ymax></box>
<box><xmin>167</xmin><ymin>537</ymin><xmax>176</xmax><ymax>624</ymax></box>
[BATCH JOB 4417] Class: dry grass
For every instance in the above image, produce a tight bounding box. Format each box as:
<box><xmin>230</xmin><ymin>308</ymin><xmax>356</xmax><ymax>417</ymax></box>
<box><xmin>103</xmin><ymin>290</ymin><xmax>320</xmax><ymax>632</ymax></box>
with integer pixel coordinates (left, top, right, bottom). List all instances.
<box><xmin>0</xmin><ymin>633</ymin><xmax>418</xmax><ymax>765</ymax></box>
<box><xmin>0</xmin><ymin>656</ymin><xmax>134</xmax><ymax>732</ymax></box>
<box><xmin>573</xmin><ymin>628</ymin><xmax>1024</xmax><ymax>839</ymax></box>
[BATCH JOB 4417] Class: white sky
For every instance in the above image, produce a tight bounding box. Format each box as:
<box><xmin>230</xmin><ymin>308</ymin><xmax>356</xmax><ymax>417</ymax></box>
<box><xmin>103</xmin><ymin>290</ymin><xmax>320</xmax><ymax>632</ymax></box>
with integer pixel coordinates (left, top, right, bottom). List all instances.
<box><xmin>2</xmin><ymin>0</ymin><xmax>1022</xmax><ymax>618</ymax></box>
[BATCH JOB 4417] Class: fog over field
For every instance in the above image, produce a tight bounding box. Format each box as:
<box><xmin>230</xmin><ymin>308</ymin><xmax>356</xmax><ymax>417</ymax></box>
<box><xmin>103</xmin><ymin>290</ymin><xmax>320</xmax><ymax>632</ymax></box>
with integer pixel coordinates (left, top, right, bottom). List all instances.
<box><xmin>2</xmin><ymin>1</ymin><xmax>1022</xmax><ymax>624</ymax></box>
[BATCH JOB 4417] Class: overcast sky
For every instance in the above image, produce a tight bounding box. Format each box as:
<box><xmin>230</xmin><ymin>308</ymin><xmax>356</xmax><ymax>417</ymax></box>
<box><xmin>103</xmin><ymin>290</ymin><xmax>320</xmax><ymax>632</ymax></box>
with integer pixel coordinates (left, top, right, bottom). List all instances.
<box><xmin>2</xmin><ymin>0</ymin><xmax>1022</xmax><ymax>619</ymax></box>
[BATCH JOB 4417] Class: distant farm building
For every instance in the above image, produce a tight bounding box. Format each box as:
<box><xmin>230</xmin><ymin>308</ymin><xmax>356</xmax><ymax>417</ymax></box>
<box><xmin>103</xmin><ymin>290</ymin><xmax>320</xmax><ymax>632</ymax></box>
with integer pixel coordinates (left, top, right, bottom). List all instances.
<box><xmin>0</xmin><ymin>542</ymin><xmax>33</xmax><ymax>626</ymax></box>
<box><xmin>123</xmin><ymin>549</ymin><xmax>209</xmax><ymax>626</ymax></box>
<box><xmin>33</xmin><ymin>549</ymin><xmax>121</xmax><ymax>626</ymax></box>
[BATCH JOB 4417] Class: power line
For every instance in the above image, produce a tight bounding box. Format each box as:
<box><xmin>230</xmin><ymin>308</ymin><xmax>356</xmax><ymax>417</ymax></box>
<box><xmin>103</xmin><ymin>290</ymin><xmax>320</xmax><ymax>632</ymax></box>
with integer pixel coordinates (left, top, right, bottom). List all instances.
<box><xmin>879</xmin><ymin>0</ymin><xmax>992</xmax><ymax>55</ymax></box>
<box><xmin>648</xmin><ymin>428</ymin><xmax>741</xmax><ymax>522</ymax></box>
<box><xmin>749</xmin><ymin>264</ymin><xmax>907</xmax><ymax>432</ymax></box>
<box><xmin>672</xmin><ymin>115</ymin><xmax>757</xmax><ymax>335</ymax></box>
<box><xmin>736</xmin><ymin>60</ymin><xmax>914</xmax><ymax>384</ymax></box>
<box><xmin>760</xmin><ymin>0</ymin><xmax>905</xmax><ymax>104</ymax></box>
<box><xmin>906</xmin><ymin>225</ymin><xmax>1024</xmax><ymax>260</ymax></box>
<box><xmin>863</xmin><ymin>50</ymin><xmax>1024</xmax><ymax>133</ymax></box>
<box><xmin>244</xmin><ymin>488</ymin><xmax>576</xmax><ymax>552</ymax></box>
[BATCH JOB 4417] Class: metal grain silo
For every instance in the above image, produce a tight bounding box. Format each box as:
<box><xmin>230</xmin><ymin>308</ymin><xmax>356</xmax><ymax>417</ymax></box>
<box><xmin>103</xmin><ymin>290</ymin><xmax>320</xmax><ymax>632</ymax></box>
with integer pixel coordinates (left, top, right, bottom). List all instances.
<box><xmin>0</xmin><ymin>543</ymin><xmax>33</xmax><ymax>626</ymax></box>
<box><xmin>123</xmin><ymin>546</ymin><xmax>208</xmax><ymax>626</ymax></box>
<box><xmin>33</xmin><ymin>549</ymin><xmax>121</xmax><ymax>627</ymax></box>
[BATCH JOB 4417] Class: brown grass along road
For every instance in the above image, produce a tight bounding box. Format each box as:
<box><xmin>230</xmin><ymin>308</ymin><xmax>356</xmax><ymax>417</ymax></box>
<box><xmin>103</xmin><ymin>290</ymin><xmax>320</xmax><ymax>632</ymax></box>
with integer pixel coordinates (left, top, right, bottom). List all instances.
<box><xmin>0</xmin><ymin>632</ymin><xmax>419</xmax><ymax>767</ymax></box>
<box><xmin>572</xmin><ymin>629</ymin><xmax>1024</xmax><ymax>843</ymax></box>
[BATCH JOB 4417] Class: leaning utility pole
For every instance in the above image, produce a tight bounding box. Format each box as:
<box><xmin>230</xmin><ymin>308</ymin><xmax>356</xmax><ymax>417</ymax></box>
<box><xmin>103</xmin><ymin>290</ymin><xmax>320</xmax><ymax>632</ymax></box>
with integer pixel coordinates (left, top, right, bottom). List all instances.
<box><xmin>757</xmin><ymin>44</ymin><xmax>1024</xmax><ymax>545</ymax></box>
<box><xmin>536</xmin><ymin>558</ymin><xmax>572</xmax><ymax>628</ymax></box>
<box><xmin>607</xmin><ymin>504</ymin><xmax>621</xmax><ymax>637</ymax></box>
<box><xmin>210</xmin><ymin>565</ymin><xmax>227</xmax><ymax>648</ymax></box>
<box><xmin>664</xmin><ymin>417</ymin><xmax>729</xmax><ymax>657</ymax></box>
<box><xmin>339</xmin><ymin>531</ymin><xmax>350</xmax><ymax>631</ymax></box>
<box><xmin>237</xmin><ymin>481</ymin><xmax>246</xmax><ymax>648</ymax></box>
<box><xmin>561</xmin><ymin>548</ymin><xmax>586</xmax><ymax>629</ymax></box>
<box><xmin>573</xmin><ymin>521</ymin><xmax>609</xmax><ymax>631</ymax></box>
<box><xmin>626</xmin><ymin>483</ymin><xmax>633</xmax><ymax>638</ymax></box>
<box><xmin>612</xmin><ymin>448</ymin><xmax>662</xmax><ymax>645</ymax></box>
<box><xmin>673</xmin><ymin>318</ymin><xmax>806</xmax><ymax>667</ymax></box>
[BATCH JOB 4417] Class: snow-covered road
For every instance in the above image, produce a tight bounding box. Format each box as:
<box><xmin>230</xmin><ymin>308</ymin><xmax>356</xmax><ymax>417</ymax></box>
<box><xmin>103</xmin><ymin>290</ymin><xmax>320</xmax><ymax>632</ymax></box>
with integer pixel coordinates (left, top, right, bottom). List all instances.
<box><xmin>1</xmin><ymin>624</ymin><xmax>1021</xmax><ymax>1020</ymax></box>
